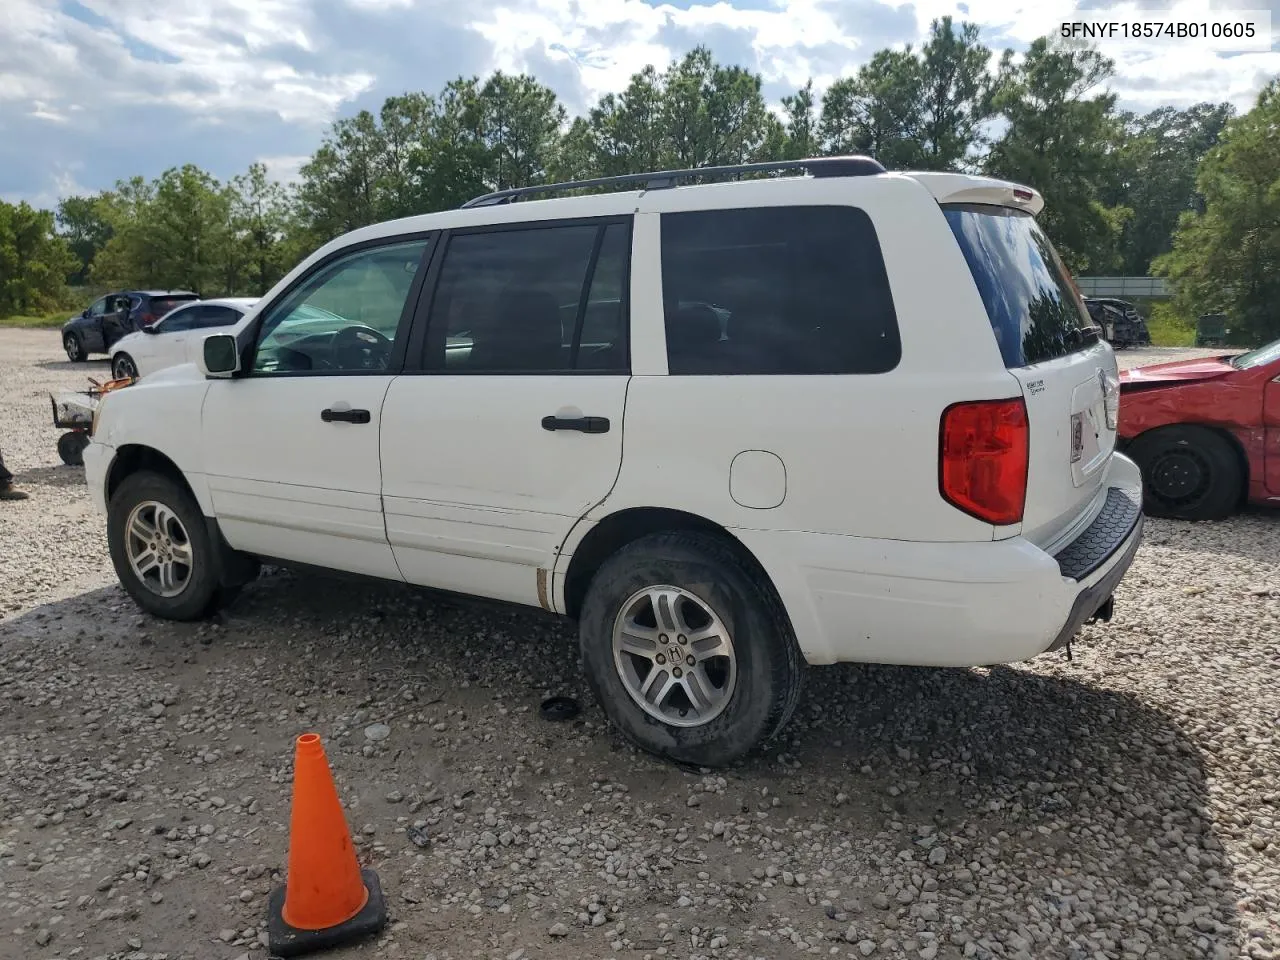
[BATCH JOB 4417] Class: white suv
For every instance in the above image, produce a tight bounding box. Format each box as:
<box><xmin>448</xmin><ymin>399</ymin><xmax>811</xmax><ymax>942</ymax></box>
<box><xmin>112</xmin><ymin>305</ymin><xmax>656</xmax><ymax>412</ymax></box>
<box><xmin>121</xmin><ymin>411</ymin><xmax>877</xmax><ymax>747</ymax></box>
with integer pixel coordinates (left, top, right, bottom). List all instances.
<box><xmin>83</xmin><ymin>157</ymin><xmax>1143</xmax><ymax>766</ymax></box>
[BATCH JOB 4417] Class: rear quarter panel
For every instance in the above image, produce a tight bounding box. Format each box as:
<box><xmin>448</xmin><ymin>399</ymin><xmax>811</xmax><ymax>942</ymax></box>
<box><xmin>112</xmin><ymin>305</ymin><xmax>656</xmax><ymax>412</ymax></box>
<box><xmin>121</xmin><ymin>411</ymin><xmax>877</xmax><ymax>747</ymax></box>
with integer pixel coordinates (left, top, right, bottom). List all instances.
<box><xmin>599</xmin><ymin>174</ymin><xmax>1016</xmax><ymax>544</ymax></box>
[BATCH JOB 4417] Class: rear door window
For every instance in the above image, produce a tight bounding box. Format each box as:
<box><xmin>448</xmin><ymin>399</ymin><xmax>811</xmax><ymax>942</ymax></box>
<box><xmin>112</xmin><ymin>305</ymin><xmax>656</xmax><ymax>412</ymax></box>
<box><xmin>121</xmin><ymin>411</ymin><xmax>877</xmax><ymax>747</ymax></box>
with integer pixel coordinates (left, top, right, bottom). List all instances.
<box><xmin>424</xmin><ymin>219</ymin><xmax>630</xmax><ymax>373</ymax></box>
<box><xmin>148</xmin><ymin>296</ymin><xmax>198</xmax><ymax>319</ymax></box>
<box><xmin>660</xmin><ymin>206</ymin><xmax>900</xmax><ymax>375</ymax></box>
<box><xmin>943</xmin><ymin>204</ymin><xmax>1094</xmax><ymax>368</ymax></box>
<box><xmin>158</xmin><ymin>305</ymin><xmax>200</xmax><ymax>333</ymax></box>
<box><xmin>196</xmin><ymin>306</ymin><xmax>242</xmax><ymax>329</ymax></box>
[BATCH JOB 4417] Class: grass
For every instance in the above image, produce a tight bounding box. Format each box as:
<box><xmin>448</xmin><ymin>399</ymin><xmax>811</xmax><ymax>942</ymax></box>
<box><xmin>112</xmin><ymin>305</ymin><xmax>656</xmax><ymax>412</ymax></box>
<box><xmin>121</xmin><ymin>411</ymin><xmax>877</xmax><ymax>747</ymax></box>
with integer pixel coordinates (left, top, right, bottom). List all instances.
<box><xmin>1144</xmin><ymin>303</ymin><xmax>1197</xmax><ymax>348</ymax></box>
<box><xmin>0</xmin><ymin>310</ymin><xmax>72</xmax><ymax>329</ymax></box>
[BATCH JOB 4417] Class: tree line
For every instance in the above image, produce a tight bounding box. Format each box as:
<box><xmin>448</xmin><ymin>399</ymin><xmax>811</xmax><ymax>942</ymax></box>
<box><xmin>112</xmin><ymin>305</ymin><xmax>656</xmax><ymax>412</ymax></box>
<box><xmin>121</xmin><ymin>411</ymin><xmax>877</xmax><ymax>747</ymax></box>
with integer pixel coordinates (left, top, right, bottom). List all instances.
<box><xmin>2</xmin><ymin>20</ymin><xmax>1277</xmax><ymax>341</ymax></box>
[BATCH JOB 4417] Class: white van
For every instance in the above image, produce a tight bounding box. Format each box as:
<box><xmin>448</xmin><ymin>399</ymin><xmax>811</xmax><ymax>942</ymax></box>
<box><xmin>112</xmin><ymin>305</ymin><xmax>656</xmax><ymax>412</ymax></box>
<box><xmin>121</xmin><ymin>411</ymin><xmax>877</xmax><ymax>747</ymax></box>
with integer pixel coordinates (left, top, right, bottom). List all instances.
<box><xmin>83</xmin><ymin>157</ymin><xmax>1143</xmax><ymax>766</ymax></box>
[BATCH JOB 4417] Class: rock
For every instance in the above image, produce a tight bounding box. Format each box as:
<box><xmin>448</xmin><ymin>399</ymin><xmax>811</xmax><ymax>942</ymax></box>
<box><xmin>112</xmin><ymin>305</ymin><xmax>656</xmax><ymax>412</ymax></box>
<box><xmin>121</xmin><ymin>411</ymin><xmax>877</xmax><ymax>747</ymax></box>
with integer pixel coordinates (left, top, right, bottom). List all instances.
<box><xmin>364</xmin><ymin>722</ymin><xmax>391</xmax><ymax>742</ymax></box>
<box><xmin>148</xmin><ymin>703</ymin><xmax>165</xmax><ymax>718</ymax></box>
<box><xmin>927</xmin><ymin>846</ymin><xmax>947</xmax><ymax>866</ymax></box>
<box><xmin>549</xmin><ymin>922</ymin><xmax>569</xmax><ymax>937</ymax></box>
<box><xmin>858</xmin><ymin>940</ymin><xmax>877</xmax><ymax>956</ymax></box>
<box><xmin>35</xmin><ymin>929</ymin><xmax>52</xmax><ymax>947</ymax></box>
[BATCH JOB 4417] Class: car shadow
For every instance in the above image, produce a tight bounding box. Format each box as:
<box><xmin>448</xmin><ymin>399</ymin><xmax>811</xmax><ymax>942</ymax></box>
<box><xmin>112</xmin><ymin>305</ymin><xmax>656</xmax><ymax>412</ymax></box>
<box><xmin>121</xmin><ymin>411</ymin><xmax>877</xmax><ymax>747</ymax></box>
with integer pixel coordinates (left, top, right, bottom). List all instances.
<box><xmin>35</xmin><ymin>358</ymin><xmax>111</xmax><ymax>373</ymax></box>
<box><xmin>16</xmin><ymin>464</ymin><xmax>86</xmax><ymax>488</ymax></box>
<box><xmin>0</xmin><ymin>571</ymin><xmax>1258</xmax><ymax>958</ymax></box>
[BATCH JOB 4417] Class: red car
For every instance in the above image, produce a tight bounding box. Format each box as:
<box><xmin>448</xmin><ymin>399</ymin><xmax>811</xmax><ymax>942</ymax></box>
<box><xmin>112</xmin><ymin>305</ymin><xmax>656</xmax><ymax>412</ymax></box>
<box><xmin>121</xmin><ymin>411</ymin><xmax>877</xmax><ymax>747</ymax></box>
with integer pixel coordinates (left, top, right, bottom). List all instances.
<box><xmin>1118</xmin><ymin>338</ymin><xmax>1280</xmax><ymax>520</ymax></box>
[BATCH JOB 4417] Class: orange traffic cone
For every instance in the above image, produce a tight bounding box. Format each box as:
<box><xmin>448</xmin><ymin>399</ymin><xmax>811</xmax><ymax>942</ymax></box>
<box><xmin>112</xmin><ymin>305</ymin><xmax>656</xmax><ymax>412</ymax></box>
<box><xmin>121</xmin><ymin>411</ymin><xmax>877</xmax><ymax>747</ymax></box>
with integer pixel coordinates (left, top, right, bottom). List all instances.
<box><xmin>266</xmin><ymin>734</ymin><xmax>387</xmax><ymax>957</ymax></box>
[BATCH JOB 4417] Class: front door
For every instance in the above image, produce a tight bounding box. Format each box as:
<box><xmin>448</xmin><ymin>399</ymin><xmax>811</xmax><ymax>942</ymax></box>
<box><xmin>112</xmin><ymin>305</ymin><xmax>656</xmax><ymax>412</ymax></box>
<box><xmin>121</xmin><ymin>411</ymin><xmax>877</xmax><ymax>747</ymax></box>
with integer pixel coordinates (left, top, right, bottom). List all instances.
<box><xmin>102</xmin><ymin>294</ymin><xmax>134</xmax><ymax>349</ymax></box>
<box><xmin>380</xmin><ymin>219</ymin><xmax>632</xmax><ymax>607</ymax></box>
<box><xmin>82</xmin><ymin>296</ymin><xmax>110</xmax><ymax>352</ymax></box>
<box><xmin>201</xmin><ymin>236</ymin><xmax>434</xmax><ymax>580</ymax></box>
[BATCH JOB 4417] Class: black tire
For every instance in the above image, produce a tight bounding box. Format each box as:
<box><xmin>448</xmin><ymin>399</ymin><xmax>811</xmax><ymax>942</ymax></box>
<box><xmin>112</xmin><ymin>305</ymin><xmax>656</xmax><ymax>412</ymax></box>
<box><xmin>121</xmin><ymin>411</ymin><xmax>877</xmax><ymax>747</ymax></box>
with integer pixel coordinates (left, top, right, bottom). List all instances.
<box><xmin>64</xmin><ymin>333</ymin><xmax>84</xmax><ymax>362</ymax></box>
<box><xmin>112</xmin><ymin>353</ymin><xmax>138</xmax><ymax>379</ymax></box>
<box><xmin>1128</xmin><ymin>425</ymin><xmax>1242</xmax><ymax>521</ymax></box>
<box><xmin>579</xmin><ymin>531</ymin><xmax>803</xmax><ymax>767</ymax></box>
<box><xmin>107</xmin><ymin>471</ymin><xmax>225</xmax><ymax>620</ymax></box>
<box><xmin>57</xmin><ymin>431</ymin><xmax>90</xmax><ymax>466</ymax></box>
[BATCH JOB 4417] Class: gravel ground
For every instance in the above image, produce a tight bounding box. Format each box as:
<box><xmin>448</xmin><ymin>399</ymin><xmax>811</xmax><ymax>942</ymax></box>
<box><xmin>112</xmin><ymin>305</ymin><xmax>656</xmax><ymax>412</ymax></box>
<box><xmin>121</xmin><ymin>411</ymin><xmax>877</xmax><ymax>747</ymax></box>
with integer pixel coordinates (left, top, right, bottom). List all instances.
<box><xmin>1</xmin><ymin>328</ymin><xmax>1278</xmax><ymax>960</ymax></box>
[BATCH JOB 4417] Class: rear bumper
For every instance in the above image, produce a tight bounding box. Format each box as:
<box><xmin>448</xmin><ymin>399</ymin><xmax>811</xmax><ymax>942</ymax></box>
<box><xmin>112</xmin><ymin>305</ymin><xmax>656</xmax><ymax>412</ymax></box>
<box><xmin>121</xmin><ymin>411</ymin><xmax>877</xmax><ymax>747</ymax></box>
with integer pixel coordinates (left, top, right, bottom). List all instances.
<box><xmin>737</xmin><ymin>454</ymin><xmax>1145</xmax><ymax>667</ymax></box>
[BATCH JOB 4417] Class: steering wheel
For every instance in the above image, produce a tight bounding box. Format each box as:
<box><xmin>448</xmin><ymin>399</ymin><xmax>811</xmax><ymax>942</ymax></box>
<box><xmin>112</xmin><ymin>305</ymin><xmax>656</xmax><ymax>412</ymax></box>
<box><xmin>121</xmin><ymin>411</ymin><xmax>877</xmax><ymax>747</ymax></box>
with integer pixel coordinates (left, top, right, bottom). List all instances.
<box><xmin>330</xmin><ymin>325</ymin><xmax>392</xmax><ymax>371</ymax></box>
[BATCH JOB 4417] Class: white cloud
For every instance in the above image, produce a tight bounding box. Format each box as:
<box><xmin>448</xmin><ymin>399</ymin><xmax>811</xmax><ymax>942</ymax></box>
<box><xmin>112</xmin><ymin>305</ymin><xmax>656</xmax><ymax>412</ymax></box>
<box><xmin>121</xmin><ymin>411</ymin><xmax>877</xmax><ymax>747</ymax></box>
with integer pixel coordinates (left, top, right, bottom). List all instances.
<box><xmin>1</xmin><ymin>0</ymin><xmax>374</xmax><ymax>127</ymax></box>
<box><xmin>257</xmin><ymin>154</ymin><xmax>310</xmax><ymax>184</ymax></box>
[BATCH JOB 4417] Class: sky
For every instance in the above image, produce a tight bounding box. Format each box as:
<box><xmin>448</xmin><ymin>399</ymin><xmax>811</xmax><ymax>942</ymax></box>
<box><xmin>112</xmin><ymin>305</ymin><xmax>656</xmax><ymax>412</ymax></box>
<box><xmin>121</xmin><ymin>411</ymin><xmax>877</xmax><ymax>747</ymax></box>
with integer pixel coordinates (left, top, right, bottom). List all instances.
<box><xmin>1</xmin><ymin>0</ymin><xmax>1277</xmax><ymax>208</ymax></box>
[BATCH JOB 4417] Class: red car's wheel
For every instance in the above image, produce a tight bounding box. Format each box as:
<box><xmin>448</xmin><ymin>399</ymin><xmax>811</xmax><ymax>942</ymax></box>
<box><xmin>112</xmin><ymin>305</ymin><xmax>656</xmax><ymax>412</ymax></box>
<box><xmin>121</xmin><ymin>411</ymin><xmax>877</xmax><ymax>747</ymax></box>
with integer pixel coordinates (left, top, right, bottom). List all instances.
<box><xmin>1128</xmin><ymin>425</ymin><xmax>1243</xmax><ymax>521</ymax></box>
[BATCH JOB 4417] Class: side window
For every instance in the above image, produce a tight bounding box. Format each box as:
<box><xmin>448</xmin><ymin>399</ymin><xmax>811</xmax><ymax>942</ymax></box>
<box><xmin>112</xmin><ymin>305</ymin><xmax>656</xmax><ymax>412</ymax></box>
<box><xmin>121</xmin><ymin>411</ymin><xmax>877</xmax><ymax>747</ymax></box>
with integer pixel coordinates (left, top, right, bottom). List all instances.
<box><xmin>251</xmin><ymin>238</ymin><xmax>430</xmax><ymax>375</ymax></box>
<box><xmin>160</xmin><ymin>306</ymin><xmax>198</xmax><ymax>333</ymax></box>
<box><xmin>197</xmin><ymin>306</ymin><xmax>239</xmax><ymax>329</ymax></box>
<box><xmin>661</xmin><ymin>206</ymin><xmax>900</xmax><ymax>375</ymax></box>
<box><xmin>426</xmin><ymin>220</ymin><xmax>630</xmax><ymax>374</ymax></box>
<box><xmin>87</xmin><ymin>297</ymin><xmax>108</xmax><ymax>318</ymax></box>
<box><xmin>575</xmin><ymin>223</ymin><xmax>629</xmax><ymax>372</ymax></box>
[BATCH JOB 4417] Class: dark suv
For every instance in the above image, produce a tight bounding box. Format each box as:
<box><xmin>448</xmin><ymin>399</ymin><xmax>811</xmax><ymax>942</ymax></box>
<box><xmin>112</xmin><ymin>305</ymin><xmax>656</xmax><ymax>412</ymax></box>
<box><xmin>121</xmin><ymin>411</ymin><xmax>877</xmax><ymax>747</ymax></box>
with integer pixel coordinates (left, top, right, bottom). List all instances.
<box><xmin>61</xmin><ymin>290</ymin><xmax>199</xmax><ymax>362</ymax></box>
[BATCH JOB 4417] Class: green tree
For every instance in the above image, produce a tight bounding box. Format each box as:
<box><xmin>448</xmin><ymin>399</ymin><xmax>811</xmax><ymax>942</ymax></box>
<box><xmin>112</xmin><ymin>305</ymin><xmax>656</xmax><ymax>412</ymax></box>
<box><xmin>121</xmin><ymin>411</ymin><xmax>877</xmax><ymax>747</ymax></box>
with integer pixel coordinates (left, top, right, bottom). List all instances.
<box><xmin>918</xmin><ymin>17</ymin><xmax>993</xmax><ymax>169</ymax></box>
<box><xmin>984</xmin><ymin>39</ymin><xmax>1129</xmax><ymax>273</ymax></box>
<box><xmin>55</xmin><ymin>194</ymin><xmax>114</xmax><ymax>285</ymax></box>
<box><xmin>295</xmin><ymin>110</ymin><xmax>384</xmax><ymax>241</ymax></box>
<box><xmin>0</xmin><ymin>200</ymin><xmax>76</xmax><ymax>315</ymax></box>
<box><xmin>231</xmin><ymin>162</ymin><xmax>292</xmax><ymax>295</ymax></box>
<box><xmin>820</xmin><ymin>49</ymin><xmax>925</xmax><ymax>169</ymax></box>
<box><xmin>662</xmin><ymin>47</ymin><xmax>778</xmax><ymax>168</ymax></box>
<box><xmin>1105</xmin><ymin>102</ymin><xmax>1234</xmax><ymax>275</ymax></box>
<box><xmin>94</xmin><ymin>166</ymin><xmax>234</xmax><ymax>294</ymax></box>
<box><xmin>1155</xmin><ymin>82</ymin><xmax>1280</xmax><ymax>343</ymax></box>
<box><xmin>478</xmin><ymin>73</ymin><xmax>565</xmax><ymax>190</ymax></box>
<box><xmin>781</xmin><ymin>81</ymin><xmax>819</xmax><ymax>160</ymax></box>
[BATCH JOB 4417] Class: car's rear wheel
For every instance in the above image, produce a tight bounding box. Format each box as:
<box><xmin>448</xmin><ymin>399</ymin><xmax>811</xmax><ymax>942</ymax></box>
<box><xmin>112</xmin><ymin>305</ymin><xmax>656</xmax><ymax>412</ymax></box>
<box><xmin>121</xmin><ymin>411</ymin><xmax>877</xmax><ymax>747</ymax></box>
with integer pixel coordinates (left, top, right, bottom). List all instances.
<box><xmin>1128</xmin><ymin>425</ymin><xmax>1242</xmax><ymax>521</ymax></box>
<box><xmin>579</xmin><ymin>531</ymin><xmax>802</xmax><ymax>767</ymax></box>
<box><xmin>57</xmin><ymin>431</ymin><xmax>90</xmax><ymax>466</ymax></box>
<box><xmin>64</xmin><ymin>333</ymin><xmax>84</xmax><ymax>362</ymax></box>
<box><xmin>112</xmin><ymin>353</ymin><xmax>138</xmax><ymax>380</ymax></box>
<box><xmin>108</xmin><ymin>471</ymin><xmax>227</xmax><ymax>620</ymax></box>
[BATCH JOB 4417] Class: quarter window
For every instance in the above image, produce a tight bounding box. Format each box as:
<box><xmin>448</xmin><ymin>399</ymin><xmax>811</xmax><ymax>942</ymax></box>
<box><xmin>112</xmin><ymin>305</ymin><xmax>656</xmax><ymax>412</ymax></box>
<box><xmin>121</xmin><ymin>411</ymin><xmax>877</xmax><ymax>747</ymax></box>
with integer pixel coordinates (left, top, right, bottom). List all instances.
<box><xmin>251</xmin><ymin>239</ymin><xmax>430</xmax><ymax>374</ymax></box>
<box><xmin>661</xmin><ymin>206</ymin><xmax>900</xmax><ymax>375</ymax></box>
<box><xmin>425</xmin><ymin>220</ymin><xmax>630</xmax><ymax>373</ymax></box>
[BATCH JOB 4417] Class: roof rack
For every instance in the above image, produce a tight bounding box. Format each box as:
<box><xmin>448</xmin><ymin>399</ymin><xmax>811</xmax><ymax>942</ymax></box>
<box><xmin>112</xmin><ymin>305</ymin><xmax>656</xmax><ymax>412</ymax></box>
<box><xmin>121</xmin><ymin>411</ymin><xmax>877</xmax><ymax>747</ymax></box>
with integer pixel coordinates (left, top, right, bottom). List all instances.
<box><xmin>460</xmin><ymin>155</ymin><xmax>885</xmax><ymax>209</ymax></box>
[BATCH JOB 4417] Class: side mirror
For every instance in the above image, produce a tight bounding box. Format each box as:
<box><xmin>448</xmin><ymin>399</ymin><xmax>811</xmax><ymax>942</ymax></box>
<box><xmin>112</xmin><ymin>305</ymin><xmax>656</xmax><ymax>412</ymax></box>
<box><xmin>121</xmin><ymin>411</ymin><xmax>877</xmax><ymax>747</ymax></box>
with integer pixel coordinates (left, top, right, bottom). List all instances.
<box><xmin>199</xmin><ymin>333</ymin><xmax>241</xmax><ymax>379</ymax></box>
<box><xmin>81</xmin><ymin>308</ymin><xmax>89</xmax><ymax>318</ymax></box>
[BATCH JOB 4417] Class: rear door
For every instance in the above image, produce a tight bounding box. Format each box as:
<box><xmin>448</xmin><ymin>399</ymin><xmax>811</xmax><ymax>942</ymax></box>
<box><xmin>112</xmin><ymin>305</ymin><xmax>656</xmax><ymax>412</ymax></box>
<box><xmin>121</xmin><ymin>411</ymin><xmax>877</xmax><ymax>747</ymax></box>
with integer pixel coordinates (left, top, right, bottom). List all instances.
<box><xmin>380</xmin><ymin>217</ymin><xmax>631</xmax><ymax>608</ymax></box>
<box><xmin>944</xmin><ymin>204</ymin><xmax>1120</xmax><ymax>547</ymax></box>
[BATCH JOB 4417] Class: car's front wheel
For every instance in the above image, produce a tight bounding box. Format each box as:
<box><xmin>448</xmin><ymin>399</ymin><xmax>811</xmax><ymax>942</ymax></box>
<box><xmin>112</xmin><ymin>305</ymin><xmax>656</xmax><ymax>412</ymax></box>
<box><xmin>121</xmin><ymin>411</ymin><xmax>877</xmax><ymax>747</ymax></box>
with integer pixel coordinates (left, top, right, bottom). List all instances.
<box><xmin>579</xmin><ymin>531</ymin><xmax>802</xmax><ymax>767</ymax></box>
<box><xmin>108</xmin><ymin>471</ymin><xmax>227</xmax><ymax>620</ymax></box>
<box><xmin>112</xmin><ymin>353</ymin><xmax>138</xmax><ymax>379</ymax></box>
<box><xmin>64</xmin><ymin>333</ymin><xmax>84</xmax><ymax>362</ymax></box>
<box><xmin>1128</xmin><ymin>425</ymin><xmax>1243</xmax><ymax>521</ymax></box>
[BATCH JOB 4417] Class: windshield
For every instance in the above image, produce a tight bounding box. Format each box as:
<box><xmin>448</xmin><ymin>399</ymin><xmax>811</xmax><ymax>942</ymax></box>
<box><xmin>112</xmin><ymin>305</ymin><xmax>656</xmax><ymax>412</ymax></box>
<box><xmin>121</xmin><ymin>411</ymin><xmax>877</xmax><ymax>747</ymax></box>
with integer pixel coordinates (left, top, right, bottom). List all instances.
<box><xmin>1229</xmin><ymin>337</ymin><xmax>1280</xmax><ymax>370</ymax></box>
<box><xmin>944</xmin><ymin>204</ymin><xmax>1095</xmax><ymax>368</ymax></box>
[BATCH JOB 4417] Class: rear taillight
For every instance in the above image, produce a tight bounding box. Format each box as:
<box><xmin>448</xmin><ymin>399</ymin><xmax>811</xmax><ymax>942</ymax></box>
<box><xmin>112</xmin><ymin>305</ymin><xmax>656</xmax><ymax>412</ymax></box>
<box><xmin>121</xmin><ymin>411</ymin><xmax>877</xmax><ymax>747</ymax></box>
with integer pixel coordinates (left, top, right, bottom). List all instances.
<box><xmin>939</xmin><ymin>398</ymin><xmax>1029</xmax><ymax>526</ymax></box>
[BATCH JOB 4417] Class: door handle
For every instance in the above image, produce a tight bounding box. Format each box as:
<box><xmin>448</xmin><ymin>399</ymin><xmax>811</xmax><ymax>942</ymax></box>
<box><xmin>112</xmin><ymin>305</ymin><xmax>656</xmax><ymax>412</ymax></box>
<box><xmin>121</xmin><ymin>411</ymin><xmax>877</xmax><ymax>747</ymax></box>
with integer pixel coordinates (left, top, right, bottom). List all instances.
<box><xmin>321</xmin><ymin>408</ymin><xmax>371</xmax><ymax>424</ymax></box>
<box><xmin>541</xmin><ymin>415</ymin><xmax>610</xmax><ymax>434</ymax></box>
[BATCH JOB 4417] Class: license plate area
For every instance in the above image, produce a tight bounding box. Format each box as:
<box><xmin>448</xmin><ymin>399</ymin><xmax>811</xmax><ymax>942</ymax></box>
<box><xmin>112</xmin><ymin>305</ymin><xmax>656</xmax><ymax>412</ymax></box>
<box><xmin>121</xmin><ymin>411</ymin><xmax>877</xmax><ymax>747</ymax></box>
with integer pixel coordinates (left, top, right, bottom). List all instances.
<box><xmin>1070</xmin><ymin>413</ymin><xmax>1085</xmax><ymax>464</ymax></box>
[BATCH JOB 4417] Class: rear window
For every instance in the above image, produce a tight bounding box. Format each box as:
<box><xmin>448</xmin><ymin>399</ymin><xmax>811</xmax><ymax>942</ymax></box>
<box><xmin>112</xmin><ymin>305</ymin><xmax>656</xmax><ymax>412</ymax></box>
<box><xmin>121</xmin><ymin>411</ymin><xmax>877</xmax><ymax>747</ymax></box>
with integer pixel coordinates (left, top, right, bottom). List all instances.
<box><xmin>148</xmin><ymin>296</ymin><xmax>197</xmax><ymax>318</ymax></box>
<box><xmin>661</xmin><ymin>206</ymin><xmax>900</xmax><ymax>375</ymax></box>
<box><xmin>944</xmin><ymin>204</ymin><xmax>1093</xmax><ymax>368</ymax></box>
